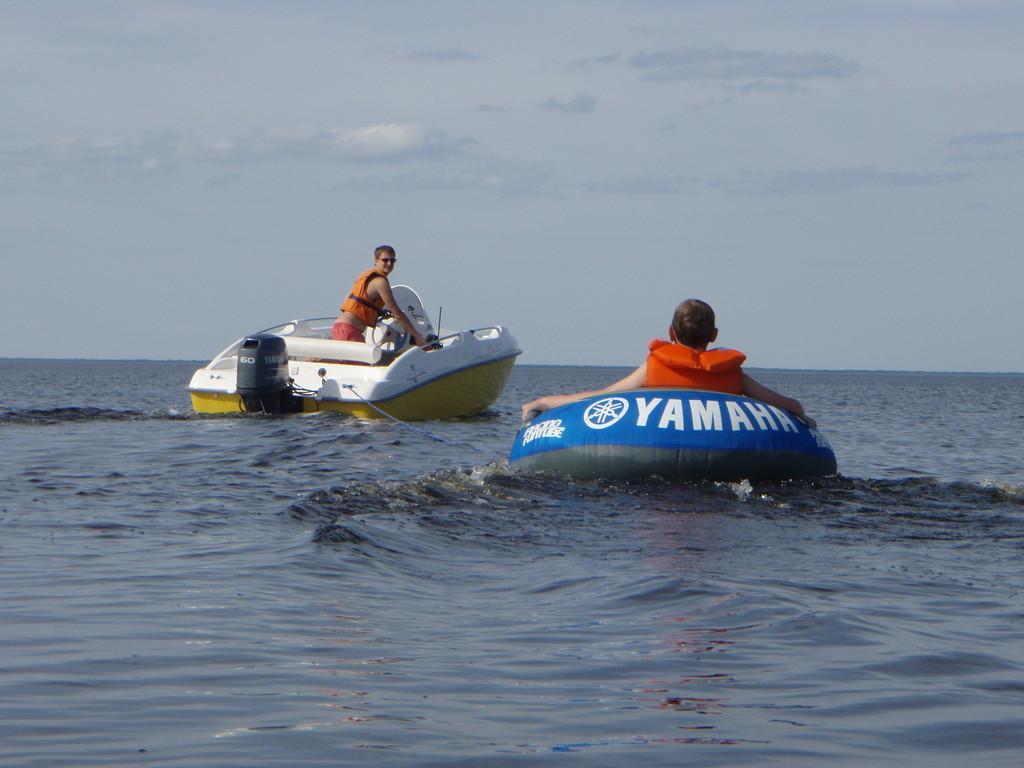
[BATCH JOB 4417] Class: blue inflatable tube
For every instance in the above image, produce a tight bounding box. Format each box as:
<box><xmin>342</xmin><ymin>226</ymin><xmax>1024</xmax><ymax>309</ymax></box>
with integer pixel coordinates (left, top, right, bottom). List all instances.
<box><xmin>510</xmin><ymin>388</ymin><xmax>837</xmax><ymax>481</ymax></box>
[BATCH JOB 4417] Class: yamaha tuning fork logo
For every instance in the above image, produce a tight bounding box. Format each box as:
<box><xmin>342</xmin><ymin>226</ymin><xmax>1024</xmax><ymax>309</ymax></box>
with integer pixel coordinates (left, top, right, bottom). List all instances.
<box><xmin>583</xmin><ymin>397</ymin><xmax>630</xmax><ymax>429</ymax></box>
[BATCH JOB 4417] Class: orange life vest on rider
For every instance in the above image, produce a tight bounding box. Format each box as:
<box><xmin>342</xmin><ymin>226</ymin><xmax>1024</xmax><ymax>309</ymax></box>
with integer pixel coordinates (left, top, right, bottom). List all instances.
<box><xmin>340</xmin><ymin>268</ymin><xmax>388</xmax><ymax>327</ymax></box>
<box><xmin>645</xmin><ymin>339</ymin><xmax>746</xmax><ymax>394</ymax></box>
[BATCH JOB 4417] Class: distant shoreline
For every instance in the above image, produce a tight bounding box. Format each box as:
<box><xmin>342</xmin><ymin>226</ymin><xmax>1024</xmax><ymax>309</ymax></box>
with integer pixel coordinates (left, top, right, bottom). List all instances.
<box><xmin>1</xmin><ymin>358</ymin><xmax>1022</xmax><ymax>376</ymax></box>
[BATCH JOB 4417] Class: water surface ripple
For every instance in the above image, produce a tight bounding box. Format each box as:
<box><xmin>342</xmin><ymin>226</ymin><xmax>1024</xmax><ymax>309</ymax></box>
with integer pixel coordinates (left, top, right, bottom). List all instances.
<box><xmin>2</xmin><ymin>360</ymin><xmax>1023</xmax><ymax>766</ymax></box>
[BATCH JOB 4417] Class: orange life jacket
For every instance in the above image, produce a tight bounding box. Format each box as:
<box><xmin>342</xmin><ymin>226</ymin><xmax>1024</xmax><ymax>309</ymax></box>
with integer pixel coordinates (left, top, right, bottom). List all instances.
<box><xmin>645</xmin><ymin>338</ymin><xmax>746</xmax><ymax>394</ymax></box>
<box><xmin>340</xmin><ymin>268</ymin><xmax>388</xmax><ymax>326</ymax></box>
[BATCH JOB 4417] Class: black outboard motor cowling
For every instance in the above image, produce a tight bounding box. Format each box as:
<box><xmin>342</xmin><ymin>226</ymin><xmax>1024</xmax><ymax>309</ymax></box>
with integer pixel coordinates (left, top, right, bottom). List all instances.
<box><xmin>235</xmin><ymin>334</ymin><xmax>295</xmax><ymax>413</ymax></box>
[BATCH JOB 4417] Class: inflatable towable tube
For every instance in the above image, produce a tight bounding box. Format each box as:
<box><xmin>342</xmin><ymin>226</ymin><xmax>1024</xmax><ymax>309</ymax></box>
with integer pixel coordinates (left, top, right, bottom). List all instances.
<box><xmin>510</xmin><ymin>388</ymin><xmax>837</xmax><ymax>482</ymax></box>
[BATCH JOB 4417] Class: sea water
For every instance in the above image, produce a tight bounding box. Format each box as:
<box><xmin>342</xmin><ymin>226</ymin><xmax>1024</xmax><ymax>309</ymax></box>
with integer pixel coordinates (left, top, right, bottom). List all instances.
<box><xmin>2</xmin><ymin>360</ymin><xmax>1023</xmax><ymax>767</ymax></box>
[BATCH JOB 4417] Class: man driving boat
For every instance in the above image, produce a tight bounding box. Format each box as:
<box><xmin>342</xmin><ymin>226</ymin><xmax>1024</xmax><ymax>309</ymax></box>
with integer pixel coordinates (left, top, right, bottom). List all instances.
<box><xmin>331</xmin><ymin>245</ymin><xmax>428</xmax><ymax>347</ymax></box>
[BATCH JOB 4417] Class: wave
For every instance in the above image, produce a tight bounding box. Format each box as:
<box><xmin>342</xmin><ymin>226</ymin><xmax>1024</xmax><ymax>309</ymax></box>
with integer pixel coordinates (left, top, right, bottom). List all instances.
<box><xmin>292</xmin><ymin>468</ymin><xmax>1024</xmax><ymax>550</ymax></box>
<box><xmin>0</xmin><ymin>406</ymin><xmax>196</xmax><ymax>425</ymax></box>
<box><xmin>291</xmin><ymin>463</ymin><xmax>559</xmax><ymax>524</ymax></box>
<box><xmin>0</xmin><ymin>405</ymin><xmax>500</xmax><ymax>427</ymax></box>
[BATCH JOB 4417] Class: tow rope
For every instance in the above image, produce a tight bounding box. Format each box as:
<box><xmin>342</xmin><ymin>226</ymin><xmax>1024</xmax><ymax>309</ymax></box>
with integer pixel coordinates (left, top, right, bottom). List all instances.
<box><xmin>340</xmin><ymin>384</ymin><xmax>483</xmax><ymax>452</ymax></box>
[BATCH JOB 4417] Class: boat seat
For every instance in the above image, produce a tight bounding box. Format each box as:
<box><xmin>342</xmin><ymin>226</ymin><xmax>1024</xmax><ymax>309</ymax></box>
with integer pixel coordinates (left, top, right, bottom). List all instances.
<box><xmin>282</xmin><ymin>336</ymin><xmax>382</xmax><ymax>365</ymax></box>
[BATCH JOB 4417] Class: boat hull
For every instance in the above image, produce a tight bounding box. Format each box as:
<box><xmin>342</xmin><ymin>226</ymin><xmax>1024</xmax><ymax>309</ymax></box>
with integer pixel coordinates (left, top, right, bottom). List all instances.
<box><xmin>190</xmin><ymin>351</ymin><xmax>518</xmax><ymax>420</ymax></box>
<box><xmin>189</xmin><ymin>298</ymin><xmax>519</xmax><ymax>421</ymax></box>
<box><xmin>317</xmin><ymin>354</ymin><xmax>517</xmax><ymax>420</ymax></box>
<box><xmin>510</xmin><ymin>388</ymin><xmax>837</xmax><ymax>482</ymax></box>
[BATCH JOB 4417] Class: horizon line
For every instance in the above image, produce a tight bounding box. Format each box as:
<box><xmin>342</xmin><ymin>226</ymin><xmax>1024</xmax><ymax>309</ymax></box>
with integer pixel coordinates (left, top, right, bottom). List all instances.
<box><xmin>2</xmin><ymin>356</ymin><xmax>1021</xmax><ymax>376</ymax></box>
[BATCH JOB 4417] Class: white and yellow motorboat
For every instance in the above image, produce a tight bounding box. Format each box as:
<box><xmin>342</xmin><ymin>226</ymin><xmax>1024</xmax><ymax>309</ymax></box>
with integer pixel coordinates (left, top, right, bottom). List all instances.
<box><xmin>188</xmin><ymin>286</ymin><xmax>520</xmax><ymax>419</ymax></box>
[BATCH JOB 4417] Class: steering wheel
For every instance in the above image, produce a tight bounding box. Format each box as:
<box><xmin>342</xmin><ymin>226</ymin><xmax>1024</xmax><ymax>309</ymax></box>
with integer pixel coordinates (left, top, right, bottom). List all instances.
<box><xmin>369</xmin><ymin>317</ymin><xmax>409</xmax><ymax>353</ymax></box>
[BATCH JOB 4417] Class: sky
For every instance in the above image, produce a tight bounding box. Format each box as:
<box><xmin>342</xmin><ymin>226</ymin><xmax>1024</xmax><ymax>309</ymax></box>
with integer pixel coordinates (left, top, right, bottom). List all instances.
<box><xmin>2</xmin><ymin>0</ymin><xmax>1022</xmax><ymax>371</ymax></box>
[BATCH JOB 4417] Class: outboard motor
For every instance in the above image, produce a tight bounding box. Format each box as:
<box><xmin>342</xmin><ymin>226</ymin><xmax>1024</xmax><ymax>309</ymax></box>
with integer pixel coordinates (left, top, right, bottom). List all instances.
<box><xmin>235</xmin><ymin>334</ymin><xmax>295</xmax><ymax>413</ymax></box>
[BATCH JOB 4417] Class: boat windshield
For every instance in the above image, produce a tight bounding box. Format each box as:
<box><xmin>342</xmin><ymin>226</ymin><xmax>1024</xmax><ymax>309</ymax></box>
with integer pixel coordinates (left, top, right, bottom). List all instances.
<box><xmin>258</xmin><ymin>317</ymin><xmax>335</xmax><ymax>339</ymax></box>
<box><xmin>205</xmin><ymin>317</ymin><xmax>337</xmax><ymax>369</ymax></box>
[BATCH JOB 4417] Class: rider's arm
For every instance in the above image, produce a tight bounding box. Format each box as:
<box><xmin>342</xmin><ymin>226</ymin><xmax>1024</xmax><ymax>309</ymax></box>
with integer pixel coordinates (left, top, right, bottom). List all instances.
<box><xmin>373</xmin><ymin>278</ymin><xmax>428</xmax><ymax>347</ymax></box>
<box><xmin>521</xmin><ymin>363</ymin><xmax>647</xmax><ymax>421</ymax></box>
<box><xmin>741</xmin><ymin>373</ymin><xmax>816</xmax><ymax>428</ymax></box>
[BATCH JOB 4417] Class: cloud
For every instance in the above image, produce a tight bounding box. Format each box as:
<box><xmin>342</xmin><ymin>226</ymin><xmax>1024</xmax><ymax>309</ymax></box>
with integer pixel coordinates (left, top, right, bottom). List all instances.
<box><xmin>949</xmin><ymin>130</ymin><xmax>1024</xmax><ymax>162</ymax></box>
<box><xmin>203</xmin><ymin>170</ymin><xmax>244</xmax><ymax>188</ymax></box>
<box><xmin>951</xmin><ymin>130</ymin><xmax>1024</xmax><ymax>146</ymax></box>
<box><xmin>588</xmin><ymin>174</ymin><xmax>700</xmax><ymax>195</ymax></box>
<box><xmin>406</xmin><ymin>49</ymin><xmax>485</xmax><ymax>62</ymax></box>
<box><xmin>0</xmin><ymin>135</ymin><xmax>183</xmax><ymax>181</ymax></box>
<box><xmin>262</xmin><ymin>124</ymin><xmax>473</xmax><ymax>162</ymax></box>
<box><xmin>630</xmin><ymin>46</ymin><xmax>859</xmax><ymax>82</ymax></box>
<box><xmin>715</xmin><ymin>166</ymin><xmax>970</xmax><ymax>196</ymax></box>
<box><xmin>0</xmin><ymin>124</ymin><xmax>474</xmax><ymax>181</ymax></box>
<box><xmin>349</xmin><ymin>163</ymin><xmax>553</xmax><ymax>197</ymax></box>
<box><xmin>587</xmin><ymin>167</ymin><xmax>965</xmax><ymax>198</ymax></box>
<box><xmin>735</xmin><ymin>80</ymin><xmax>807</xmax><ymax>95</ymax></box>
<box><xmin>541</xmin><ymin>92</ymin><xmax>597</xmax><ymax>113</ymax></box>
<box><xmin>566</xmin><ymin>53</ymin><xmax>620</xmax><ymax>70</ymax></box>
